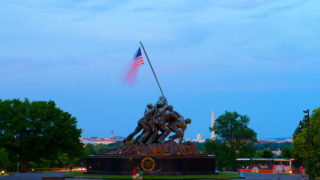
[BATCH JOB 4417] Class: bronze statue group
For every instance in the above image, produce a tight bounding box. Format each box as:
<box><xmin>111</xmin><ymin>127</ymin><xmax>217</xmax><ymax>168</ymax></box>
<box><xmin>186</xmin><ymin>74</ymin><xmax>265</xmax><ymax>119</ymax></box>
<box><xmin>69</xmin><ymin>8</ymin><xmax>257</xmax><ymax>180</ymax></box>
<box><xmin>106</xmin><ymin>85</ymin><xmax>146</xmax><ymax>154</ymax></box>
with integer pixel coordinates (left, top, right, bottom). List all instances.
<box><xmin>123</xmin><ymin>96</ymin><xmax>191</xmax><ymax>145</ymax></box>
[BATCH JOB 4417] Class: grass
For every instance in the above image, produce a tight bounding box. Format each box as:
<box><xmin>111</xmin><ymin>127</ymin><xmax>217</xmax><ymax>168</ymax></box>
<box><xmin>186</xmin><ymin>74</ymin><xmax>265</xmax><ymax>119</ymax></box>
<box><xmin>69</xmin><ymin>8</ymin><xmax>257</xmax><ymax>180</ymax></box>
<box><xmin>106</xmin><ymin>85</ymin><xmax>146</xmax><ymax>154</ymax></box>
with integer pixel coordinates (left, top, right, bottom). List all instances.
<box><xmin>63</xmin><ymin>172</ymin><xmax>240</xmax><ymax>179</ymax></box>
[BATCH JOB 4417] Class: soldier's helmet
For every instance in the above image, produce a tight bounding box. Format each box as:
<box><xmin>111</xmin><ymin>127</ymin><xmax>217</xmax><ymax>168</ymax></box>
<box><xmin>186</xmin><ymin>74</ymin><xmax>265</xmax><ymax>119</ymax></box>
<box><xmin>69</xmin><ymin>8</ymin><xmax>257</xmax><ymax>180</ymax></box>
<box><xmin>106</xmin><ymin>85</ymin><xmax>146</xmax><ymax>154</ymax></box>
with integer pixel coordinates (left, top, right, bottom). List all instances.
<box><xmin>157</xmin><ymin>96</ymin><xmax>167</xmax><ymax>106</ymax></box>
<box><xmin>185</xmin><ymin>118</ymin><xmax>191</xmax><ymax>124</ymax></box>
<box><xmin>159</xmin><ymin>96</ymin><xmax>166</xmax><ymax>100</ymax></box>
<box><xmin>147</xmin><ymin>104</ymin><xmax>153</xmax><ymax>109</ymax></box>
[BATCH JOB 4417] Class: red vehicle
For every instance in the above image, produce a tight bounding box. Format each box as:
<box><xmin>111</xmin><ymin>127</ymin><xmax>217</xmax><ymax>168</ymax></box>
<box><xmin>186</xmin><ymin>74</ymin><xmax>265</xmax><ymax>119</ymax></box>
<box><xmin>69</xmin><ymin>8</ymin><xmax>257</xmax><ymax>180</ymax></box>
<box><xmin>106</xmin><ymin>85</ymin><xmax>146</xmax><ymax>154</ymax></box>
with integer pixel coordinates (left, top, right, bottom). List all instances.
<box><xmin>236</xmin><ymin>158</ymin><xmax>294</xmax><ymax>174</ymax></box>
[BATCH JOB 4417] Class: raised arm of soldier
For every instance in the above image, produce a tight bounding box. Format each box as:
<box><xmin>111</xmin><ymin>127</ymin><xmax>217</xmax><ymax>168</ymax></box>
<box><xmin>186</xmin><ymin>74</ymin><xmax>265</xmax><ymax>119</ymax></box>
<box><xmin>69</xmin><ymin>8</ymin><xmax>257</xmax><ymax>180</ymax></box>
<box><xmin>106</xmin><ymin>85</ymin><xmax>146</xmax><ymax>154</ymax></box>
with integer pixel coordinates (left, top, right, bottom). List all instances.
<box><xmin>173</xmin><ymin>110</ymin><xmax>184</xmax><ymax>120</ymax></box>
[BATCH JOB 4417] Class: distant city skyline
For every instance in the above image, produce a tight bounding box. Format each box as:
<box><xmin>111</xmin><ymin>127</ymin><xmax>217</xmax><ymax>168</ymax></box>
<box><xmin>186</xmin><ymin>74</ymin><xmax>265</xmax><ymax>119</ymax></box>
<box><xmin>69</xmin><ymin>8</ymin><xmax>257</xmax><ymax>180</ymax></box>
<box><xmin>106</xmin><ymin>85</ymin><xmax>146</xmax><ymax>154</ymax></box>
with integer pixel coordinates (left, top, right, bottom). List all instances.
<box><xmin>80</xmin><ymin>132</ymin><xmax>208</xmax><ymax>145</ymax></box>
<box><xmin>80</xmin><ymin>131</ymin><xmax>293</xmax><ymax>142</ymax></box>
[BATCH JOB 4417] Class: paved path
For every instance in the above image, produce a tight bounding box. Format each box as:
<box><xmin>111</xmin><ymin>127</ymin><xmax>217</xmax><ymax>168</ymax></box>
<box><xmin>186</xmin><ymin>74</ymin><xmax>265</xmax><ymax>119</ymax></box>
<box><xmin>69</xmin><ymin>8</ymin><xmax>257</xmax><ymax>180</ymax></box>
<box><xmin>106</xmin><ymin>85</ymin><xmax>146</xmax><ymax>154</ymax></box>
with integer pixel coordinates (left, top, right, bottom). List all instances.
<box><xmin>0</xmin><ymin>172</ymin><xmax>67</xmax><ymax>180</ymax></box>
<box><xmin>0</xmin><ymin>172</ymin><xmax>304</xmax><ymax>180</ymax></box>
<box><xmin>242</xmin><ymin>173</ymin><xmax>303</xmax><ymax>180</ymax></box>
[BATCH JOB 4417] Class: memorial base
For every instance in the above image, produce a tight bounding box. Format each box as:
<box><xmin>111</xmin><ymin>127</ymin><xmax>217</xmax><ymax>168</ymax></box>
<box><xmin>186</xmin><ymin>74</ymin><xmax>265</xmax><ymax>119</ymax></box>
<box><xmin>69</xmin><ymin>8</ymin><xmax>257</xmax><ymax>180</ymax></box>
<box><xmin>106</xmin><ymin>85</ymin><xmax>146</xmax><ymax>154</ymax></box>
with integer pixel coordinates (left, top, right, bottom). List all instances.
<box><xmin>86</xmin><ymin>154</ymin><xmax>215</xmax><ymax>175</ymax></box>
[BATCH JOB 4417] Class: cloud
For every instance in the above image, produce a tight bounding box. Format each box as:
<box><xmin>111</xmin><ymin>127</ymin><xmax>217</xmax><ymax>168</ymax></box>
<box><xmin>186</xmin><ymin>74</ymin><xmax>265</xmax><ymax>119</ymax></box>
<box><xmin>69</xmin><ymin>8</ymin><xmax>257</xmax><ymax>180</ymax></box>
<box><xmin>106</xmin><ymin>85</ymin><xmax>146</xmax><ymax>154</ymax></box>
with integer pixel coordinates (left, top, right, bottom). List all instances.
<box><xmin>208</xmin><ymin>0</ymin><xmax>278</xmax><ymax>9</ymax></box>
<box><xmin>207</xmin><ymin>0</ymin><xmax>309</xmax><ymax>11</ymax></box>
<box><xmin>248</xmin><ymin>0</ymin><xmax>312</xmax><ymax>19</ymax></box>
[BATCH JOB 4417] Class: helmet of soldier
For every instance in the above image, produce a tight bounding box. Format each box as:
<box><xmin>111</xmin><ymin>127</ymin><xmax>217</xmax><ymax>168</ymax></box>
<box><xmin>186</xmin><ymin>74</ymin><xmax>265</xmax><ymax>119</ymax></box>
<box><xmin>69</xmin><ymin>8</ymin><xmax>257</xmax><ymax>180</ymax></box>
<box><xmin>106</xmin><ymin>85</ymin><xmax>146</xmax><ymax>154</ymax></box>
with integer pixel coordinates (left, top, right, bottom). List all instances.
<box><xmin>147</xmin><ymin>104</ymin><xmax>153</xmax><ymax>109</ymax></box>
<box><xmin>185</xmin><ymin>118</ymin><xmax>191</xmax><ymax>124</ymax></box>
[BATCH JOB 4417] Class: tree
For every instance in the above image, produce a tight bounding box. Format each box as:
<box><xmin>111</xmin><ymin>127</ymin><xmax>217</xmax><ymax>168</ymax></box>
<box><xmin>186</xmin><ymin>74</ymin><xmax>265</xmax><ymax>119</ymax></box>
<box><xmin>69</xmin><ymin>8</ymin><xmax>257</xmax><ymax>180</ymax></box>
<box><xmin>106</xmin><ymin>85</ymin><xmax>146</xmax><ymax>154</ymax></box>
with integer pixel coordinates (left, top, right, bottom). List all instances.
<box><xmin>0</xmin><ymin>148</ymin><xmax>9</xmax><ymax>170</ymax></box>
<box><xmin>293</xmin><ymin>107</ymin><xmax>320</xmax><ymax>178</ymax></box>
<box><xmin>279</xmin><ymin>146</ymin><xmax>295</xmax><ymax>158</ymax></box>
<box><xmin>83</xmin><ymin>142</ymin><xmax>124</xmax><ymax>155</ymax></box>
<box><xmin>0</xmin><ymin>98</ymin><xmax>83</xmax><ymax>172</ymax></box>
<box><xmin>238</xmin><ymin>143</ymin><xmax>256</xmax><ymax>158</ymax></box>
<box><xmin>212</xmin><ymin>111</ymin><xmax>257</xmax><ymax>148</ymax></box>
<box><xmin>205</xmin><ymin>111</ymin><xmax>257</xmax><ymax>170</ymax></box>
<box><xmin>253</xmin><ymin>142</ymin><xmax>293</xmax><ymax>151</ymax></box>
<box><xmin>255</xmin><ymin>149</ymin><xmax>275</xmax><ymax>158</ymax></box>
<box><xmin>203</xmin><ymin>139</ymin><xmax>233</xmax><ymax>170</ymax></box>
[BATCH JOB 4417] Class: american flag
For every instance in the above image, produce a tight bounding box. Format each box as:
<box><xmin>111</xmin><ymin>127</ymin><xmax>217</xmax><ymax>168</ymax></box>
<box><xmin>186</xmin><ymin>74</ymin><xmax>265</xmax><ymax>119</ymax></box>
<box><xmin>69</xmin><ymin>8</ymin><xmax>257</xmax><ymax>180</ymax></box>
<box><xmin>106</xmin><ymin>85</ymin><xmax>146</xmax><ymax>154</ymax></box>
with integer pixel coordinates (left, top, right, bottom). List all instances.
<box><xmin>124</xmin><ymin>47</ymin><xmax>144</xmax><ymax>85</ymax></box>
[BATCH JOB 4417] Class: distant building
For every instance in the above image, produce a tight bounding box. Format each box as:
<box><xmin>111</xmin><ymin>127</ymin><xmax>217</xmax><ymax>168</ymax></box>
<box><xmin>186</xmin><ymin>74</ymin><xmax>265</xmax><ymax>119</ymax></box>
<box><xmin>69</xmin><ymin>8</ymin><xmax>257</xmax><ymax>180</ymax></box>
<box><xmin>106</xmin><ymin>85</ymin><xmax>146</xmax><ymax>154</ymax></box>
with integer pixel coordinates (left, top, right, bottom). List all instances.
<box><xmin>80</xmin><ymin>136</ymin><xmax>124</xmax><ymax>145</ymax></box>
<box><xmin>111</xmin><ymin>130</ymin><xmax>114</xmax><ymax>139</ymax></box>
<box><xmin>188</xmin><ymin>133</ymin><xmax>205</xmax><ymax>143</ymax></box>
<box><xmin>211</xmin><ymin>111</ymin><xmax>215</xmax><ymax>140</ymax></box>
<box><xmin>272</xmin><ymin>148</ymin><xmax>281</xmax><ymax>156</ymax></box>
<box><xmin>196</xmin><ymin>133</ymin><xmax>201</xmax><ymax>141</ymax></box>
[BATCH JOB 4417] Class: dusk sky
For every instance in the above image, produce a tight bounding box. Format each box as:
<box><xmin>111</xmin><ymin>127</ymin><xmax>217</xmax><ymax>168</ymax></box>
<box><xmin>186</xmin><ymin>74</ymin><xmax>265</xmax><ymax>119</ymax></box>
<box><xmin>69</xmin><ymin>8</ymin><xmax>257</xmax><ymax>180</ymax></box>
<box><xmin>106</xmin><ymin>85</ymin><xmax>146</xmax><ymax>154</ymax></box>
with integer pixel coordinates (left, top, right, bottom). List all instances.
<box><xmin>1</xmin><ymin>0</ymin><xmax>319</xmax><ymax>139</ymax></box>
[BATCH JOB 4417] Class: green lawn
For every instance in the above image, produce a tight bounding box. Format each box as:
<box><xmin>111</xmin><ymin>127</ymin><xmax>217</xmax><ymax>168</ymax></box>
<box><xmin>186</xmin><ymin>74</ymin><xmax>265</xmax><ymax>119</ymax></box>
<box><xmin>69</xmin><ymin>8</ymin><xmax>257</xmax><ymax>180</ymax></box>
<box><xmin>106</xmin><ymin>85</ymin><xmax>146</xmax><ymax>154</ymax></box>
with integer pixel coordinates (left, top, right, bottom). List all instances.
<box><xmin>64</xmin><ymin>172</ymin><xmax>240</xmax><ymax>179</ymax></box>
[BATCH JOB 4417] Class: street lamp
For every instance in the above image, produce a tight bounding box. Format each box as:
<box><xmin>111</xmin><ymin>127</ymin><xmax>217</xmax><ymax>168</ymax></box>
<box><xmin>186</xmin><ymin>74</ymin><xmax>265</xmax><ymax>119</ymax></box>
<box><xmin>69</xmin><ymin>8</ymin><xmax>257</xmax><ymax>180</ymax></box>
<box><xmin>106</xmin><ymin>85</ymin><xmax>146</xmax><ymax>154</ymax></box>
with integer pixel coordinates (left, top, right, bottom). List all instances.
<box><xmin>298</xmin><ymin>121</ymin><xmax>303</xmax><ymax>129</ymax></box>
<box><xmin>302</xmin><ymin>109</ymin><xmax>311</xmax><ymax>180</ymax></box>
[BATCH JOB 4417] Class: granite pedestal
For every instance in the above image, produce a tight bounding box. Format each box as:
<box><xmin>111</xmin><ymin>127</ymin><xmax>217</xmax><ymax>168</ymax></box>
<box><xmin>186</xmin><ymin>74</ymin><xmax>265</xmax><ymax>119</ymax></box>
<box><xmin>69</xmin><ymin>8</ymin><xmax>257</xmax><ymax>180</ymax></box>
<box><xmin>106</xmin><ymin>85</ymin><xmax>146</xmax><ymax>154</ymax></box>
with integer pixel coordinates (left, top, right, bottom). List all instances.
<box><xmin>86</xmin><ymin>154</ymin><xmax>216</xmax><ymax>175</ymax></box>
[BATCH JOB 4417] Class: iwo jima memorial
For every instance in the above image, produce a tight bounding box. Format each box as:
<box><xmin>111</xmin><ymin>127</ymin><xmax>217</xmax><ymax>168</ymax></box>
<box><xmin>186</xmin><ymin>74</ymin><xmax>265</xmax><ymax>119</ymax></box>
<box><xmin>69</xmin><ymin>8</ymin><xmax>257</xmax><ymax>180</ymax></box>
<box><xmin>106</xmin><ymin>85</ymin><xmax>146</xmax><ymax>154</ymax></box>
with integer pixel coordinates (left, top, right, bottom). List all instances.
<box><xmin>86</xmin><ymin>42</ymin><xmax>216</xmax><ymax>175</ymax></box>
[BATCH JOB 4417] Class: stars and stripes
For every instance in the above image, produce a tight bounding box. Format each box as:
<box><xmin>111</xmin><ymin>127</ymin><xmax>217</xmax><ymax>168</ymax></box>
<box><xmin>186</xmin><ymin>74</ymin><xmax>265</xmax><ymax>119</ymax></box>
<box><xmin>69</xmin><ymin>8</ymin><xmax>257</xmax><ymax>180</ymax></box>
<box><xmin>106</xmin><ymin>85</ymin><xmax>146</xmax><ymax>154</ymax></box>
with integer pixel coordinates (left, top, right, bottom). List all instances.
<box><xmin>124</xmin><ymin>47</ymin><xmax>144</xmax><ymax>85</ymax></box>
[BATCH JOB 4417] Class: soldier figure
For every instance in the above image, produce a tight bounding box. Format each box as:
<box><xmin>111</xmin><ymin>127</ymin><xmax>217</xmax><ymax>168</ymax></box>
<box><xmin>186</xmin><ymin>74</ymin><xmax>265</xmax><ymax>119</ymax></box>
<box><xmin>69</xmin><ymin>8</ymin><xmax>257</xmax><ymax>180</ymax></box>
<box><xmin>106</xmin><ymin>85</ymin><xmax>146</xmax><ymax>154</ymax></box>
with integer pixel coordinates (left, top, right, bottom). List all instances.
<box><xmin>123</xmin><ymin>104</ymin><xmax>154</xmax><ymax>144</ymax></box>
<box><xmin>155</xmin><ymin>105</ymin><xmax>177</xmax><ymax>143</ymax></box>
<box><xmin>136</xmin><ymin>104</ymin><xmax>155</xmax><ymax>144</ymax></box>
<box><xmin>123</xmin><ymin>96</ymin><xmax>191</xmax><ymax>145</ymax></box>
<box><xmin>145</xmin><ymin>96</ymin><xmax>168</xmax><ymax>144</ymax></box>
<box><xmin>168</xmin><ymin>118</ymin><xmax>191</xmax><ymax>143</ymax></box>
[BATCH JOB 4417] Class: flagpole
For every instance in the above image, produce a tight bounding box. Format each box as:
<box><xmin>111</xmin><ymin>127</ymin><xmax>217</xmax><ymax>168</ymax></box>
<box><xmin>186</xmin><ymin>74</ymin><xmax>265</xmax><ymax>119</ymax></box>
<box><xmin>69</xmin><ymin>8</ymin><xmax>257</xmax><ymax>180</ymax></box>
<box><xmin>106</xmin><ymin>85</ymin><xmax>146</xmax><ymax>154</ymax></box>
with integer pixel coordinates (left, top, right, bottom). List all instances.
<box><xmin>140</xmin><ymin>41</ymin><xmax>165</xmax><ymax>97</ymax></box>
